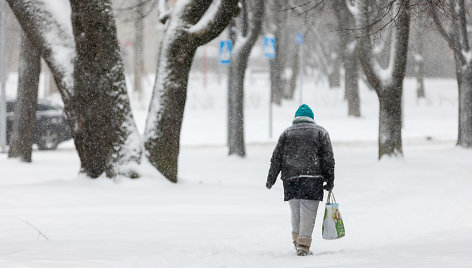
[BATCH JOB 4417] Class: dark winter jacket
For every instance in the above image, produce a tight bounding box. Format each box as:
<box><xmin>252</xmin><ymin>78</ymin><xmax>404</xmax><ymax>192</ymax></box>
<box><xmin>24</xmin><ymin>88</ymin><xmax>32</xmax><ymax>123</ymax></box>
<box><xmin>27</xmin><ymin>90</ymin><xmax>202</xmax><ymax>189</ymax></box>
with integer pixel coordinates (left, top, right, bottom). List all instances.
<box><xmin>266</xmin><ymin>116</ymin><xmax>335</xmax><ymax>201</ymax></box>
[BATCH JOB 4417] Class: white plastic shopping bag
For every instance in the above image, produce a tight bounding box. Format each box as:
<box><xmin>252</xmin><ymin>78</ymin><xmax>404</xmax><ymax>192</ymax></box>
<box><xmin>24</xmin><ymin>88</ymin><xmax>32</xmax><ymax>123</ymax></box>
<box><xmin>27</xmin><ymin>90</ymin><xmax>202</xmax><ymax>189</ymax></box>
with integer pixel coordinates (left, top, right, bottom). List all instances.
<box><xmin>322</xmin><ymin>191</ymin><xmax>345</xmax><ymax>240</ymax></box>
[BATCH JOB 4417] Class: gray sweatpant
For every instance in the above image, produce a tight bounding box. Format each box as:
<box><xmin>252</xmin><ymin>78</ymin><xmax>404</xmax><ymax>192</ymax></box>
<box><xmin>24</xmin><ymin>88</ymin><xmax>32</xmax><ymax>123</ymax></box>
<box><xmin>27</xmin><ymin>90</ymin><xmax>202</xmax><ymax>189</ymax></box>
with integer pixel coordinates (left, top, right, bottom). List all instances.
<box><xmin>289</xmin><ymin>199</ymin><xmax>320</xmax><ymax>238</ymax></box>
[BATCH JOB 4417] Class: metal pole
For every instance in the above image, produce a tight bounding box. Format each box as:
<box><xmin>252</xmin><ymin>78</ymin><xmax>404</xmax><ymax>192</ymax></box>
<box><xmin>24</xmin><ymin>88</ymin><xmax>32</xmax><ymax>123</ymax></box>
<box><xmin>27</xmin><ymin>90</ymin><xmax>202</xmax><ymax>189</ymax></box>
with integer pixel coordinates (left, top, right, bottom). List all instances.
<box><xmin>269</xmin><ymin>89</ymin><xmax>272</xmax><ymax>139</ymax></box>
<box><xmin>0</xmin><ymin>0</ymin><xmax>8</xmax><ymax>153</ymax></box>
<box><xmin>203</xmin><ymin>45</ymin><xmax>207</xmax><ymax>90</ymax></box>
<box><xmin>299</xmin><ymin>46</ymin><xmax>303</xmax><ymax>106</ymax></box>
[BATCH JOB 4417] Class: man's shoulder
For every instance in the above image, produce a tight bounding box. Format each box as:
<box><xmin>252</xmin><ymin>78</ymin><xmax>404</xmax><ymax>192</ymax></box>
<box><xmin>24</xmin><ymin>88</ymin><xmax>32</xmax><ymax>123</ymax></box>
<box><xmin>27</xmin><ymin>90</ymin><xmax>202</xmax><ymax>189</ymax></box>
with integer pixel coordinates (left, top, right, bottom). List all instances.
<box><xmin>313</xmin><ymin>123</ymin><xmax>329</xmax><ymax>135</ymax></box>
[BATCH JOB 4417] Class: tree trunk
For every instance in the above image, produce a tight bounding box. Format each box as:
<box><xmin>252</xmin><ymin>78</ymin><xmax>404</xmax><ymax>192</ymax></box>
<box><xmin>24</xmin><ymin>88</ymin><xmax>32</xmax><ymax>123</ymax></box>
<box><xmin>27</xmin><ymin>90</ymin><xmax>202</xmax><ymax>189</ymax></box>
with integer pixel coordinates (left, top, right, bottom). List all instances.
<box><xmin>8</xmin><ymin>33</ymin><xmax>40</xmax><ymax>162</ymax></box>
<box><xmin>228</xmin><ymin>55</ymin><xmax>246</xmax><ymax>156</ymax></box>
<box><xmin>332</xmin><ymin>0</ymin><xmax>360</xmax><ymax>115</ymax></box>
<box><xmin>227</xmin><ymin>0</ymin><xmax>263</xmax><ymax>157</ymax></box>
<box><xmin>429</xmin><ymin>0</ymin><xmax>471</xmax><ymax>148</ymax></box>
<box><xmin>144</xmin><ymin>31</ymin><xmax>196</xmax><ymax>183</ymax></box>
<box><xmin>285</xmin><ymin>45</ymin><xmax>300</xmax><ymax>99</ymax></box>
<box><xmin>269</xmin><ymin>0</ymin><xmax>285</xmax><ymax>105</ymax></box>
<box><xmin>414</xmin><ymin>27</ymin><xmax>425</xmax><ymax>99</ymax></box>
<box><xmin>355</xmin><ymin>0</ymin><xmax>410</xmax><ymax>159</ymax></box>
<box><xmin>270</xmin><ymin>57</ymin><xmax>282</xmax><ymax>104</ymax></box>
<box><xmin>134</xmin><ymin>0</ymin><xmax>144</xmax><ymax>99</ymax></box>
<box><xmin>378</xmin><ymin>87</ymin><xmax>403</xmax><ymax>158</ymax></box>
<box><xmin>344</xmin><ymin>48</ymin><xmax>360</xmax><ymax>117</ymax></box>
<box><xmin>227</xmin><ymin>20</ymin><xmax>236</xmax><ymax>152</ymax></box>
<box><xmin>70</xmin><ymin>0</ymin><xmax>142</xmax><ymax>178</ymax></box>
<box><xmin>457</xmin><ymin>66</ymin><xmax>472</xmax><ymax>147</ymax></box>
<box><xmin>144</xmin><ymin>0</ymin><xmax>239</xmax><ymax>182</ymax></box>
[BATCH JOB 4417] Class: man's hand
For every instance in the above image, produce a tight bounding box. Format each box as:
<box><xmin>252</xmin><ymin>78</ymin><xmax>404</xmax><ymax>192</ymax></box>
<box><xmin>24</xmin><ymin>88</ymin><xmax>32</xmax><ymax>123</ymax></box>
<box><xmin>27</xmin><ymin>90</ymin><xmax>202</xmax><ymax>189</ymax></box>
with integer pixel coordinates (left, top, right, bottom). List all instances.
<box><xmin>323</xmin><ymin>183</ymin><xmax>333</xmax><ymax>191</ymax></box>
<box><xmin>266</xmin><ymin>181</ymin><xmax>273</xmax><ymax>189</ymax></box>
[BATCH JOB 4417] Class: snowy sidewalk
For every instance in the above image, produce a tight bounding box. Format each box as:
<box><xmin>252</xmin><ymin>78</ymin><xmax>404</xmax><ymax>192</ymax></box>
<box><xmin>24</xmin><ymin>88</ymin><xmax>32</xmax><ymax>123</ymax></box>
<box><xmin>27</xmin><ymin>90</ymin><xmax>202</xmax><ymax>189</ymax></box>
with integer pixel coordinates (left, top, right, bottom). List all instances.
<box><xmin>1</xmin><ymin>144</ymin><xmax>471</xmax><ymax>267</ymax></box>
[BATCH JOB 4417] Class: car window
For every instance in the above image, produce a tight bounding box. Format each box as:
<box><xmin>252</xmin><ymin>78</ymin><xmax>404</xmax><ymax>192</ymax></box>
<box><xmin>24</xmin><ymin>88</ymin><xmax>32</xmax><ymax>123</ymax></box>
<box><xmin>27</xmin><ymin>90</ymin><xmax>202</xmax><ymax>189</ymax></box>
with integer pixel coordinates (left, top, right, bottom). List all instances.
<box><xmin>6</xmin><ymin>102</ymin><xmax>15</xmax><ymax>113</ymax></box>
<box><xmin>37</xmin><ymin>104</ymin><xmax>57</xmax><ymax>111</ymax></box>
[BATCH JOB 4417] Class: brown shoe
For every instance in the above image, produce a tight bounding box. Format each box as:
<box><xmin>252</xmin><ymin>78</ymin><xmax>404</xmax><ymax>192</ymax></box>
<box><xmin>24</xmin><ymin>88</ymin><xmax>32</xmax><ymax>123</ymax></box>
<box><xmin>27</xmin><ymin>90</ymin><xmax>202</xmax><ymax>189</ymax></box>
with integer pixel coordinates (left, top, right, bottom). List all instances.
<box><xmin>292</xmin><ymin>232</ymin><xmax>299</xmax><ymax>250</ymax></box>
<box><xmin>296</xmin><ymin>236</ymin><xmax>312</xmax><ymax>256</ymax></box>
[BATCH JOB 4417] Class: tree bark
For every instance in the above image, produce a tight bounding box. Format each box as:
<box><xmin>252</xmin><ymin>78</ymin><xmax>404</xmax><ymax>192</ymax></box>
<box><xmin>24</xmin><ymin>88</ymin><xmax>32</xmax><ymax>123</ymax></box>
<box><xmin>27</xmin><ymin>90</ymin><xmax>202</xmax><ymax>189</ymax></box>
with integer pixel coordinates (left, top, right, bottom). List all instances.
<box><xmin>144</xmin><ymin>0</ymin><xmax>239</xmax><ymax>182</ymax></box>
<box><xmin>228</xmin><ymin>55</ymin><xmax>247</xmax><ymax>157</ymax></box>
<box><xmin>70</xmin><ymin>0</ymin><xmax>142</xmax><ymax>178</ymax></box>
<box><xmin>450</xmin><ymin>0</ymin><xmax>472</xmax><ymax>147</ymax></box>
<box><xmin>414</xmin><ymin>27</ymin><xmax>425</xmax><ymax>99</ymax></box>
<box><xmin>285</xmin><ymin>44</ymin><xmax>300</xmax><ymax>99</ymax></box>
<box><xmin>345</xmin><ymin>49</ymin><xmax>360</xmax><ymax>117</ymax></box>
<box><xmin>145</xmin><ymin>33</ymin><xmax>195</xmax><ymax>182</ymax></box>
<box><xmin>378</xmin><ymin>87</ymin><xmax>403</xmax><ymax>158</ymax></box>
<box><xmin>457</xmin><ymin>66</ymin><xmax>472</xmax><ymax>147</ymax></box>
<box><xmin>8</xmin><ymin>33</ymin><xmax>40</xmax><ymax>162</ymax></box>
<box><xmin>134</xmin><ymin>0</ymin><xmax>144</xmax><ymax>99</ymax></box>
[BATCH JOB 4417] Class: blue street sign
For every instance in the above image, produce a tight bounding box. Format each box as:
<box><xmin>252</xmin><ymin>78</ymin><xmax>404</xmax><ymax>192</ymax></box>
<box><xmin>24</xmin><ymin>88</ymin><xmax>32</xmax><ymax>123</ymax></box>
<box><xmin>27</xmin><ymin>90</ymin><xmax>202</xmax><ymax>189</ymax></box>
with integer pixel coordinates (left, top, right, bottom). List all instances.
<box><xmin>219</xmin><ymin>40</ymin><xmax>232</xmax><ymax>64</ymax></box>
<box><xmin>263</xmin><ymin>35</ymin><xmax>276</xmax><ymax>59</ymax></box>
<box><xmin>296</xmin><ymin>32</ymin><xmax>303</xmax><ymax>45</ymax></box>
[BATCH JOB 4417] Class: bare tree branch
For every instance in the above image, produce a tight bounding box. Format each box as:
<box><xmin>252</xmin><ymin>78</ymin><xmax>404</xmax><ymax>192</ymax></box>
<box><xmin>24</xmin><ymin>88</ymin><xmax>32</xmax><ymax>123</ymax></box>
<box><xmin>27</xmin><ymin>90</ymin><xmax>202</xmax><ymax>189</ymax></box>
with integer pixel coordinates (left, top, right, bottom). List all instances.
<box><xmin>428</xmin><ymin>0</ymin><xmax>467</xmax><ymax>64</ymax></box>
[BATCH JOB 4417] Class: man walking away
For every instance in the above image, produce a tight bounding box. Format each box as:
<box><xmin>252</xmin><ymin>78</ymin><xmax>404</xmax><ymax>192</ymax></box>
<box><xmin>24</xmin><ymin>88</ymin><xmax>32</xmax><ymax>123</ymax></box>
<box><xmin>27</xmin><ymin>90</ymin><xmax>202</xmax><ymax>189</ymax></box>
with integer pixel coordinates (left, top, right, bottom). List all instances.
<box><xmin>266</xmin><ymin>104</ymin><xmax>335</xmax><ymax>256</ymax></box>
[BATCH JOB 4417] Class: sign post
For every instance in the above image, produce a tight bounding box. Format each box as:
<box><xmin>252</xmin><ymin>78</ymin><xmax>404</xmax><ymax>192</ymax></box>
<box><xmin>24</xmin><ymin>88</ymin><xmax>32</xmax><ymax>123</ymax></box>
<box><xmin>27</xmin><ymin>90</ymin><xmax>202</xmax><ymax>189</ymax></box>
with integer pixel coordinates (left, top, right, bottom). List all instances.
<box><xmin>263</xmin><ymin>35</ymin><xmax>276</xmax><ymax>138</ymax></box>
<box><xmin>0</xmin><ymin>1</ymin><xmax>7</xmax><ymax>153</ymax></box>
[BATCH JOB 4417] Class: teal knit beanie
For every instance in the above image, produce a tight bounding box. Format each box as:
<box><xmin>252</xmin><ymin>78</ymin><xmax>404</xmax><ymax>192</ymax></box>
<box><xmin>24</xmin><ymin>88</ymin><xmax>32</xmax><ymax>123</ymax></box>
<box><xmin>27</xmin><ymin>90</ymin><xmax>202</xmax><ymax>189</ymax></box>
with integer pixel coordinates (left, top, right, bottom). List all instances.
<box><xmin>295</xmin><ymin>104</ymin><xmax>314</xmax><ymax>119</ymax></box>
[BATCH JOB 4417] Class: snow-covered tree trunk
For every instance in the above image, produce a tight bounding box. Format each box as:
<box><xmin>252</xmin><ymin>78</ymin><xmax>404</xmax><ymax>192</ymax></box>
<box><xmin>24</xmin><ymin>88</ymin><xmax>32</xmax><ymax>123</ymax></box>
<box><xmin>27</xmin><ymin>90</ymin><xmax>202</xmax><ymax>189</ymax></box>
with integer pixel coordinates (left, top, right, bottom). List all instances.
<box><xmin>69</xmin><ymin>0</ymin><xmax>142</xmax><ymax>178</ymax></box>
<box><xmin>8</xmin><ymin>33</ymin><xmax>40</xmax><ymax>162</ymax></box>
<box><xmin>227</xmin><ymin>0</ymin><xmax>264</xmax><ymax>157</ymax></box>
<box><xmin>8</xmin><ymin>0</ymin><xmax>142</xmax><ymax>178</ymax></box>
<box><xmin>144</xmin><ymin>0</ymin><xmax>239</xmax><ymax>182</ymax></box>
<box><xmin>430</xmin><ymin>0</ymin><xmax>472</xmax><ymax>148</ymax></box>
<box><xmin>353</xmin><ymin>0</ymin><xmax>410</xmax><ymax>158</ymax></box>
<box><xmin>414</xmin><ymin>26</ymin><xmax>425</xmax><ymax>99</ymax></box>
<box><xmin>332</xmin><ymin>0</ymin><xmax>360</xmax><ymax>117</ymax></box>
<box><xmin>134</xmin><ymin>0</ymin><xmax>145</xmax><ymax>99</ymax></box>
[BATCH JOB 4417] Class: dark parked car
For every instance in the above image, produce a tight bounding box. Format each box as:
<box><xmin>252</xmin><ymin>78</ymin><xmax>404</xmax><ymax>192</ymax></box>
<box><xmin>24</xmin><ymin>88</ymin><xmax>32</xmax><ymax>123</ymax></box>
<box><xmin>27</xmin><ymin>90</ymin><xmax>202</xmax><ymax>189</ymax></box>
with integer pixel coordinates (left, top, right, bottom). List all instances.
<box><xmin>5</xmin><ymin>99</ymin><xmax>72</xmax><ymax>150</ymax></box>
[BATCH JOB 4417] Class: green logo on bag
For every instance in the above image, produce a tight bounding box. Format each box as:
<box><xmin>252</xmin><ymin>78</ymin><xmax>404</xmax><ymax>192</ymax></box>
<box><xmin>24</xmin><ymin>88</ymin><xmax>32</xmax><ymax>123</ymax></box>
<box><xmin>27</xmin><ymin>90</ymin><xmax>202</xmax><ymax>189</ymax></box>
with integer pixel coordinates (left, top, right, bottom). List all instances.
<box><xmin>335</xmin><ymin>217</ymin><xmax>345</xmax><ymax>237</ymax></box>
<box><xmin>332</xmin><ymin>207</ymin><xmax>345</xmax><ymax>237</ymax></box>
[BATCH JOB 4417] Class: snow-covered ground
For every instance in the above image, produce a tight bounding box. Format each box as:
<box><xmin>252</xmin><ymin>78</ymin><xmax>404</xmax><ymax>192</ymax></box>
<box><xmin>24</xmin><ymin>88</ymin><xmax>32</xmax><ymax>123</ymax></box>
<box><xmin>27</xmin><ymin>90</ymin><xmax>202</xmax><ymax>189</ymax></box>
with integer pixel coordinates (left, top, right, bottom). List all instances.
<box><xmin>1</xmin><ymin>75</ymin><xmax>471</xmax><ymax>267</ymax></box>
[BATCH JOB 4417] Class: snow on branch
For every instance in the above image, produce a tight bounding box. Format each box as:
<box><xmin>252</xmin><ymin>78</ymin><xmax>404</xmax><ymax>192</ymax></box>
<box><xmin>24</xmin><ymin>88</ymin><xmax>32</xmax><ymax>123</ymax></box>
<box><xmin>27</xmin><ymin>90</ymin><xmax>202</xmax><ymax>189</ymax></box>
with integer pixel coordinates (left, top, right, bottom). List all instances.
<box><xmin>188</xmin><ymin>0</ymin><xmax>221</xmax><ymax>34</ymax></box>
<box><xmin>188</xmin><ymin>0</ymin><xmax>239</xmax><ymax>46</ymax></box>
<box><xmin>232</xmin><ymin>0</ymin><xmax>264</xmax><ymax>54</ymax></box>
